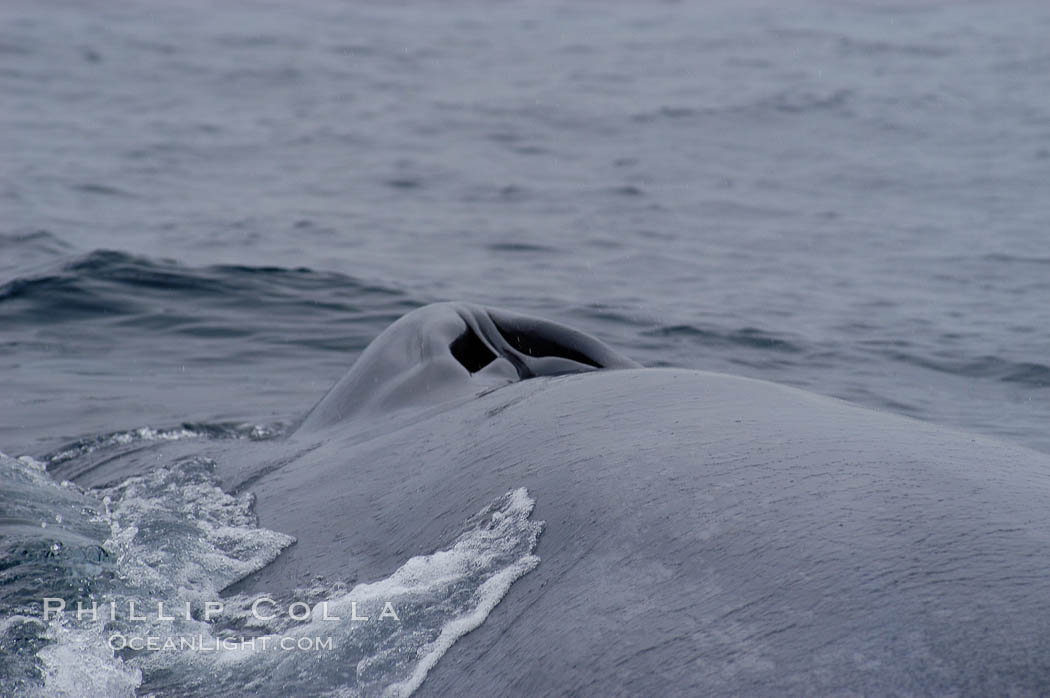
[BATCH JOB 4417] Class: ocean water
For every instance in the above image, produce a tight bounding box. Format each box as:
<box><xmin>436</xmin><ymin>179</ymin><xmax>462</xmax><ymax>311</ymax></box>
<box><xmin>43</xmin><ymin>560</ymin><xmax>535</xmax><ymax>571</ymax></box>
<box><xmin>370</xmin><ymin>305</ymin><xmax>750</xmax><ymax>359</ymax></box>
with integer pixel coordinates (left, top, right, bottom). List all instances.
<box><xmin>1</xmin><ymin>0</ymin><xmax>1048</xmax><ymax>694</ymax></box>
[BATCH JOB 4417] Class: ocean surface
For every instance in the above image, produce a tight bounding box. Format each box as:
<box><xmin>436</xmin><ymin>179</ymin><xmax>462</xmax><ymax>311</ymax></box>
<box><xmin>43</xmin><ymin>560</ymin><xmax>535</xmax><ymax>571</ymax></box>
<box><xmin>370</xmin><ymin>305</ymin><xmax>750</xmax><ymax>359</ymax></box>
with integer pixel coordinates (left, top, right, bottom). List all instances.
<box><xmin>1</xmin><ymin>0</ymin><xmax>1048</xmax><ymax>694</ymax></box>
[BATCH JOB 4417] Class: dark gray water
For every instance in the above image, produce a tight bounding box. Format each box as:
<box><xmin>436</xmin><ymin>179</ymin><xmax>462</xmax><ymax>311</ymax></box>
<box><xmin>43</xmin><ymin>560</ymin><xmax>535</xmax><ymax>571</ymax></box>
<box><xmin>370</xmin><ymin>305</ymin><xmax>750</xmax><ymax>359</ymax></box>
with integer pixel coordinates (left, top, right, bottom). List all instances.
<box><xmin>1</xmin><ymin>0</ymin><xmax>1049</xmax><ymax>694</ymax></box>
<box><xmin>3</xmin><ymin>0</ymin><xmax>1048</xmax><ymax>457</ymax></box>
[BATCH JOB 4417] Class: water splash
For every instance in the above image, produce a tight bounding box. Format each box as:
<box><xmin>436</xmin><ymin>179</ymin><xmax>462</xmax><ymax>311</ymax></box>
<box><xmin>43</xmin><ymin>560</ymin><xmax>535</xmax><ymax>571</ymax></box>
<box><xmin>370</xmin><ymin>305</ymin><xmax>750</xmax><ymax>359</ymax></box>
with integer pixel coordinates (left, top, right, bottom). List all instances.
<box><xmin>1</xmin><ymin>449</ymin><xmax>542</xmax><ymax>696</ymax></box>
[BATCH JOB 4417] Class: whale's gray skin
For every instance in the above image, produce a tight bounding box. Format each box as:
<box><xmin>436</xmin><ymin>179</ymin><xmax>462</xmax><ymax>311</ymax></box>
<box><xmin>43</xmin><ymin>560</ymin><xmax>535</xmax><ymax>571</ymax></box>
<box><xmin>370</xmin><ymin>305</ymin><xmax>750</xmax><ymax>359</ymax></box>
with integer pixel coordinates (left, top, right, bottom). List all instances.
<box><xmin>54</xmin><ymin>302</ymin><xmax>1050</xmax><ymax>695</ymax></box>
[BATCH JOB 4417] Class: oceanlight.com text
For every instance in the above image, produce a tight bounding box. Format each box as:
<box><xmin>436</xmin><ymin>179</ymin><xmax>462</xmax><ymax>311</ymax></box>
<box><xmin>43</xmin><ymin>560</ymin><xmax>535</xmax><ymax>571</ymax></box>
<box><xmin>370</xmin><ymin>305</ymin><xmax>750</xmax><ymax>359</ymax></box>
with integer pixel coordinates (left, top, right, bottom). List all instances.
<box><xmin>107</xmin><ymin>634</ymin><xmax>335</xmax><ymax>652</ymax></box>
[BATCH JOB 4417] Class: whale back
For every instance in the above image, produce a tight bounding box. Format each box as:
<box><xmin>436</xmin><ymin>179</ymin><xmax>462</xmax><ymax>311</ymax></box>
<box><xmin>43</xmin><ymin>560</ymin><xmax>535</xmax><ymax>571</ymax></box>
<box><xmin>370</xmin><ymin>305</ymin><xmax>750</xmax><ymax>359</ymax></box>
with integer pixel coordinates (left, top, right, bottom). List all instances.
<box><xmin>250</xmin><ymin>366</ymin><xmax>1050</xmax><ymax>695</ymax></box>
<box><xmin>47</xmin><ymin>304</ymin><xmax>1050</xmax><ymax>695</ymax></box>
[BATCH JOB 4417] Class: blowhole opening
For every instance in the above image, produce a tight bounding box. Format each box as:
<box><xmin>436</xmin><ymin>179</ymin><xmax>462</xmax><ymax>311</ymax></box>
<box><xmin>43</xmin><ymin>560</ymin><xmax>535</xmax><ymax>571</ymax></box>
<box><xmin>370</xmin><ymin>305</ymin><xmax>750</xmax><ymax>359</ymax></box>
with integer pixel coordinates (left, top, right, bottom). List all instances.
<box><xmin>491</xmin><ymin>318</ymin><xmax>602</xmax><ymax>369</ymax></box>
<box><xmin>450</xmin><ymin>327</ymin><xmax>497</xmax><ymax>373</ymax></box>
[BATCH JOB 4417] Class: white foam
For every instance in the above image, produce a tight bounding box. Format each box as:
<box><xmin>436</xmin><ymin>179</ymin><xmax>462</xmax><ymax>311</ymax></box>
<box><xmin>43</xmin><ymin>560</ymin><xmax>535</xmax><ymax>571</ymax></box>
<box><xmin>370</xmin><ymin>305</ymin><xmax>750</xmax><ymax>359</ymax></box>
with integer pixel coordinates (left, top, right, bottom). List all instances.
<box><xmin>30</xmin><ymin>458</ymin><xmax>295</xmax><ymax>697</ymax></box>
<box><xmin>45</xmin><ymin>422</ymin><xmax>284</xmax><ymax>466</ymax></box>
<box><xmin>384</xmin><ymin>550</ymin><xmax>539</xmax><ymax>698</ymax></box>
<box><xmin>47</xmin><ymin>427</ymin><xmax>202</xmax><ymax>464</ymax></box>
<box><xmin>12</xmin><ymin>442</ymin><xmax>541</xmax><ymax>696</ymax></box>
<box><xmin>36</xmin><ymin>623</ymin><xmax>142</xmax><ymax>698</ymax></box>
<box><xmin>152</xmin><ymin>488</ymin><xmax>543</xmax><ymax>696</ymax></box>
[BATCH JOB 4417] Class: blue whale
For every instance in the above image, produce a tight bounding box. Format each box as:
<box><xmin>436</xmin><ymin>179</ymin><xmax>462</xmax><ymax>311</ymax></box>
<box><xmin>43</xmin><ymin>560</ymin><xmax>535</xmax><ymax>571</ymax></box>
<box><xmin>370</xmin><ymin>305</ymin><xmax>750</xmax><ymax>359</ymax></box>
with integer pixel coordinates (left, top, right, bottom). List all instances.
<box><xmin>56</xmin><ymin>302</ymin><xmax>1050</xmax><ymax>695</ymax></box>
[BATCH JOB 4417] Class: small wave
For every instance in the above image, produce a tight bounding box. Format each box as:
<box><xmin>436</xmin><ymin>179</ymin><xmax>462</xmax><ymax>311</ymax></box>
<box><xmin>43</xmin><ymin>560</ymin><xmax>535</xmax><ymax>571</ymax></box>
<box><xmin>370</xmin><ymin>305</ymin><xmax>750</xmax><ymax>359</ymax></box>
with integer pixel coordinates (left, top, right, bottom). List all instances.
<box><xmin>630</xmin><ymin>105</ymin><xmax>707</xmax><ymax>123</ymax></box>
<box><xmin>836</xmin><ymin>36</ymin><xmax>953</xmax><ymax>59</ymax></box>
<box><xmin>384</xmin><ymin>178</ymin><xmax>422</xmax><ymax>190</ymax></box>
<box><xmin>644</xmin><ymin>323</ymin><xmax>803</xmax><ymax>353</ymax></box>
<box><xmin>461</xmin><ymin>184</ymin><xmax>532</xmax><ymax>204</ymax></box>
<box><xmin>70</xmin><ymin>183</ymin><xmax>136</xmax><ymax>198</ymax></box>
<box><xmin>1</xmin><ymin>250</ymin><xmax>406</xmax><ymax>305</ymax></box>
<box><xmin>0</xmin><ymin>230</ymin><xmax>74</xmax><ymax>275</ymax></box>
<box><xmin>608</xmin><ymin>184</ymin><xmax>645</xmax><ymax>197</ymax></box>
<box><xmin>980</xmin><ymin>253</ymin><xmax>1050</xmax><ymax>266</ymax></box>
<box><xmin>485</xmin><ymin>241</ymin><xmax>557</xmax><ymax>254</ymax></box>
<box><xmin>44</xmin><ymin>422</ymin><xmax>286</xmax><ymax>467</ymax></box>
<box><xmin>0</xmin><ymin>230</ymin><xmax>71</xmax><ymax>253</ymax></box>
<box><xmin>44</xmin><ymin>427</ymin><xmax>204</xmax><ymax>467</ymax></box>
<box><xmin>631</xmin><ymin>88</ymin><xmax>852</xmax><ymax>124</ymax></box>
<box><xmin>761</xmin><ymin>88</ymin><xmax>853</xmax><ymax>115</ymax></box>
<box><xmin>0</xmin><ymin>250</ymin><xmax>418</xmax><ymax>352</ymax></box>
<box><xmin>885</xmin><ymin>352</ymin><xmax>1050</xmax><ymax>388</ymax></box>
